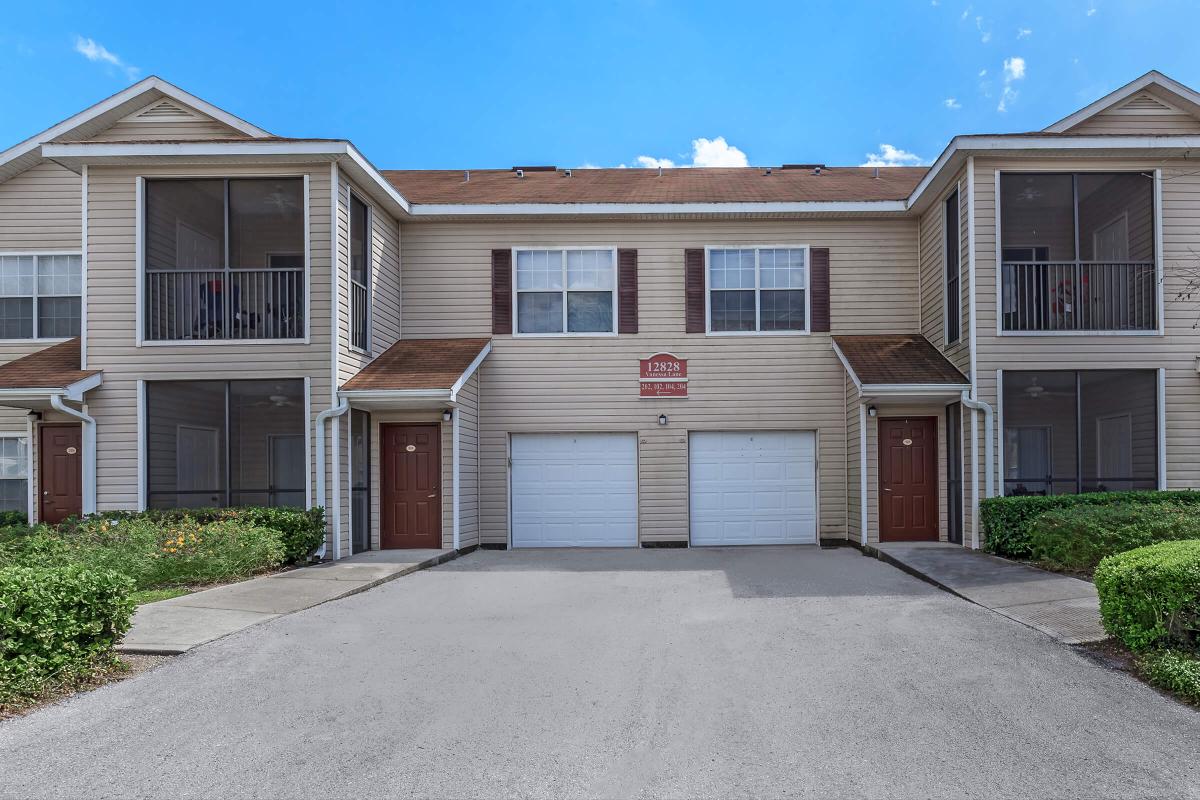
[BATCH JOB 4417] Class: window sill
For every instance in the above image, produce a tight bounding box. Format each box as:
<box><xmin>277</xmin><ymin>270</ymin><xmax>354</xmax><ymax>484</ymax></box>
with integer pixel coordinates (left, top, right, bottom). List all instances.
<box><xmin>703</xmin><ymin>330</ymin><xmax>812</xmax><ymax>337</ymax></box>
<box><xmin>0</xmin><ymin>337</ymin><xmax>74</xmax><ymax>345</ymax></box>
<box><xmin>138</xmin><ymin>337</ymin><xmax>310</xmax><ymax>347</ymax></box>
<box><xmin>996</xmin><ymin>330</ymin><xmax>1163</xmax><ymax>338</ymax></box>
<box><xmin>510</xmin><ymin>332</ymin><xmax>619</xmax><ymax>339</ymax></box>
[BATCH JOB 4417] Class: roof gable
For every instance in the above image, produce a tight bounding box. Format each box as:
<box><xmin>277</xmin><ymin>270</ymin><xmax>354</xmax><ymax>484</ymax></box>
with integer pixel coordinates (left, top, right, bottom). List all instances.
<box><xmin>0</xmin><ymin>76</ymin><xmax>270</xmax><ymax>183</ymax></box>
<box><xmin>1044</xmin><ymin>71</ymin><xmax>1200</xmax><ymax>134</ymax></box>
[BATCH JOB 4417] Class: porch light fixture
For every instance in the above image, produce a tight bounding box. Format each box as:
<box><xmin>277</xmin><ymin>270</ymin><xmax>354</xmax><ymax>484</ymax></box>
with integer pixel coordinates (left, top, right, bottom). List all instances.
<box><xmin>442</xmin><ymin>409</ymin><xmax>453</xmax><ymax>422</ymax></box>
<box><xmin>867</xmin><ymin>406</ymin><xmax>877</xmax><ymax>417</ymax></box>
<box><xmin>658</xmin><ymin>414</ymin><xmax>669</xmax><ymax>426</ymax></box>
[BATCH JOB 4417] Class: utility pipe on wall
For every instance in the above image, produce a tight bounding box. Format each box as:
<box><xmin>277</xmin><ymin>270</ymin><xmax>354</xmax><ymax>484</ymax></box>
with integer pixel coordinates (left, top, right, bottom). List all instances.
<box><xmin>960</xmin><ymin>390</ymin><xmax>995</xmax><ymax>549</ymax></box>
<box><xmin>315</xmin><ymin>400</ymin><xmax>349</xmax><ymax>560</ymax></box>
<box><xmin>49</xmin><ymin>394</ymin><xmax>97</xmax><ymax>515</ymax></box>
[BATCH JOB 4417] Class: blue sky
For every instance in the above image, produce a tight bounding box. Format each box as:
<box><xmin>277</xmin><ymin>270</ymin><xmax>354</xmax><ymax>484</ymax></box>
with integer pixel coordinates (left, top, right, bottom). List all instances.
<box><xmin>2</xmin><ymin>1</ymin><xmax>1199</xmax><ymax>169</ymax></box>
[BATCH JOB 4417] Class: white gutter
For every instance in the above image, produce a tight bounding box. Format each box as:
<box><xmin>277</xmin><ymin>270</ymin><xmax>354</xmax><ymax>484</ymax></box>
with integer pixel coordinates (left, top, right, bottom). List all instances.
<box><xmin>409</xmin><ymin>200</ymin><xmax>908</xmax><ymax>217</ymax></box>
<box><xmin>49</xmin><ymin>394</ymin><xmax>96</xmax><ymax>516</ymax></box>
<box><xmin>314</xmin><ymin>400</ymin><xmax>349</xmax><ymax>560</ymax></box>
<box><xmin>449</xmin><ymin>342</ymin><xmax>492</xmax><ymax>402</ymax></box>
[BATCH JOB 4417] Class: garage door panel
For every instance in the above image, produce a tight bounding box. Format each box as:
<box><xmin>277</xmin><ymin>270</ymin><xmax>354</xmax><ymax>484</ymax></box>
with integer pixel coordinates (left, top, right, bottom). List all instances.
<box><xmin>511</xmin><ymin>433</ymin><xmax>638</xmax><ymax>548</ymax></box>
<box><xmin>690</xmin><ymin>431</ymin><xmax>817</xmax><ymax>546</ymax></box>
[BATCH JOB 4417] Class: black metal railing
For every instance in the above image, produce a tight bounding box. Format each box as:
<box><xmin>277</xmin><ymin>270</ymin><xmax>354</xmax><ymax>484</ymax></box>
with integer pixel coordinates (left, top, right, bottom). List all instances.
<box><xmin>145</xmin><ymin>267</ymin><xmax>305</xmax><ymax>341</ymax></box>
<box><xmin>1000</xmin><ymin>261</ymin><xmax>1156</xmax><ymax>332</ymax></box>
<box><xmin>350</xmin><ymin>279</ymin><xmax>368</xmax><ymax>351</ymax></box>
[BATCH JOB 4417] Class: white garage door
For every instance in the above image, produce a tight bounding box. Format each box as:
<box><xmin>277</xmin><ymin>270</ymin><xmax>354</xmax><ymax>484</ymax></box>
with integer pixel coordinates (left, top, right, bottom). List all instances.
<box><xmin>689</xmin><ymin>431</ymin><xmax>817</xmax><ymax>546</ymax></box>
<box><xmin>511</xmin><ymin>433</ymin><xmax>638</xmax><ymax>547</ymax></box>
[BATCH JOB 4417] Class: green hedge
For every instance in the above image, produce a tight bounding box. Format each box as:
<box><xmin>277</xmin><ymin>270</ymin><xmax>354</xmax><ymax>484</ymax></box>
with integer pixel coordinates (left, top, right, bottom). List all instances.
<box><xmin>980</xmin><ymin>491</ymin><xmax>1200</xmax><ymax>558</ymax></box>
<box><xmin>1139</xmin><ymin>649</ymin><xmax>1200</xmax><ymax>705</ymax></box>
<box><xmin>0</xmin><ymin>510</ymin><xmax>26</xmax><ymax>528</ymax></box>
<box><xmin>85</xmin><ymin>506</ymin><xmax>325</xmax><ymax>564</ymax></box>
<box><xmin>0</xmin><ymin>565</ymin><xmax>134</xmax><ymax>702</ymax></box>
<box><xmin>1094</xmin><ymin>540</ymin><xmax>1200</xmax><ymax>652</ymax></box>
<box><xmin>1</xmin><ymin>517</ymin><xmax>288</xmax><ymax>591</ymax></box>
<box><xmin>1028</xmin><ymin>504</ymin><xmax>1200</xmax><ymax>572</ymax></box>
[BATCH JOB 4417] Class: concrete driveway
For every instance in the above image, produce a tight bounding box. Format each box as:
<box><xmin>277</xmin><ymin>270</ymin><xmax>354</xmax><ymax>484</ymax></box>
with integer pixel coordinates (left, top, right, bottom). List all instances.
<box><xmin>0</xmin><ymin>547</ymin><xmax>1195</xmax><ymax>800</ymax></box>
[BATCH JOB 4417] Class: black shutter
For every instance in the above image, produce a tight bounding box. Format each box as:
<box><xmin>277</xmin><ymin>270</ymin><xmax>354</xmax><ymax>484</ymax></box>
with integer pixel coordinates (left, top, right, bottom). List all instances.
<box><xmin>617</xmin><ymin>248</ymin><xmax>638</xmax><ymax>334</ymax></box>
<box><xmin>684</xmin><ymin>248</ymin><xmax>705</xmax><ymax>333</ymax></box>
<box><xmin>491</xmin><ymin>249</ymin><xmax>512</xmax><ymax>335</ymax></box>
<box><xmin>810</xmin><ymin>247</ymin><xmax>830</xmax><ymax>333</ymax></box>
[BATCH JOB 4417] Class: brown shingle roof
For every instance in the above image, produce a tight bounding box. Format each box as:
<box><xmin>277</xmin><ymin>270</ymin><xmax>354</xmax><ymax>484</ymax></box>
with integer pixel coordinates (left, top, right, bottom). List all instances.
<box><xmin>833</xmin><ymin>335</ymin><xmax>969</xmax><ymax>386</ymax></box>
<box><xmin>0</xmin><ymin>338</ymin><xmax>99</xmax><ymax>391</ymax></box>
<box><xmin>382</xmin><ymin>166</ymin><xmax>926</xmax><ymax>205</ymax></box>
<box><xmin>342</xmin><ymin>338</ymin><xmax>491</xmax><ymax>391</ymax></box>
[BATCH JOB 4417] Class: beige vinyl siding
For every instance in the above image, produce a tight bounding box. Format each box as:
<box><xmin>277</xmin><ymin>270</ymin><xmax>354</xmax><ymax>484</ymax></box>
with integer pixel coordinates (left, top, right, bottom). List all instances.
<box><xmin>1065</xmin><ymin>93</ymin><xmax>1200</xmax><ymax>135</ymax></box>
<box><xmin>84</xmin><ymin>163</ymin><xmax>334</xmax><ymax>518</ymax></box>
<box><xmin>971</xmin><ymin>156</ymin><xmax>1200</xmax><ymax>527</ymax></box>
<box><xmin>917</xmin><ymin>165</ymin><xmax>970</xmax><ymax>374</ymax></box>
<box><xmin>402</xmin><ymin>218</ymin><xmax>918</xmax><ymax>544</ymax></box>
<box><xmin>82</xmin><ymin>101</ymin><xmax>250</xmax><ymax>142</ymax></box>
<box><xmin>334</xmin><ymin>172</ymin><xmax>403</xmax><ymax>386</ymax></box>
<box><xmin>845</xmin><ymin>377</ymin><xmax>862</xmax><ymax>542</ymax></box>
<box><xmin>0</xmin><ymin>161</ymin><xmax>81</xmax><ymax>252</ymax></box>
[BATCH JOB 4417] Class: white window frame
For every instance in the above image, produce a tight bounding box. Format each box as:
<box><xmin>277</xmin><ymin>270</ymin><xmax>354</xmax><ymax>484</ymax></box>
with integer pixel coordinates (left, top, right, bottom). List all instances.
<box><xmin>510</xmin><ymin>246</ymin><xmax>619</xmax><ymax>337</ymax></box>
<box><xmin>942</xmin><ymin>186</ymin><xmax>962</xmax><ymax>346</ymax></box>
<box><xmin>0</xmin><ymin>252</ymin><xmax>83</xmax><ymax>343</ymax></box>
<box><xmin>0</xmin><ymin>431</ymin><xmax>31</xmax><ymax>517</ymax></box>
<box><xmin>136</xmin><ymin>173</ymin><xmax>311</xmax><ymax>347</ymax></box>
<box><xmin>704</xmin><ymin>244</ymin><xmax>811</xmax><ymax>336</ymax></box>
<box><xmin>348</xmin><ymin>191</ymin><xmax>373</xmax><ymax>355</ymax></box>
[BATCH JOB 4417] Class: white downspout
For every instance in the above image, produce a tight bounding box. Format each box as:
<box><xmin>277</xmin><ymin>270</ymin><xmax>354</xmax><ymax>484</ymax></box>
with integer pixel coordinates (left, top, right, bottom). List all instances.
<box><xmin>315</xmin><ymin>400</ymin><xmax>349</xmax><ymax>560</ymax></box>
<box><xmin>859</xmin><ymin>403</ymin><xmax>868</xmax><ymax>546</ymax></box>
<box><xmin>451</xmin><ymin>409</ymin><xmax>460</xmax><ymax>551</ymax></box>
<box><xmin>49</xmin><ymin>394</ymin><xmax>96</xmax><ymax>515</ymax></box>
<box><xmin>960</xmin><ymin>391</ymin><xmax>994</xmax><ymax>548</ymax></box>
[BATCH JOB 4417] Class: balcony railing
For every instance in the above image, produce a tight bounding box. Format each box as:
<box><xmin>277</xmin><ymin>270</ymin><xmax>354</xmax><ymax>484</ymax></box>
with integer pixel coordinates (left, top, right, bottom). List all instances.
<box><xmin>350</xmin><ymin>279</ymin><xmax>368</xmax><ymax>351</ymax></box>
<box><xmin>145</xmin><ymin>268</ymin><xmax>304</xmax><ymax>341</ymax></box>
<box><xmin>1000</xmin><ymin>261</ymin><xmax>1156</xmax><ymax>333</ymax></box>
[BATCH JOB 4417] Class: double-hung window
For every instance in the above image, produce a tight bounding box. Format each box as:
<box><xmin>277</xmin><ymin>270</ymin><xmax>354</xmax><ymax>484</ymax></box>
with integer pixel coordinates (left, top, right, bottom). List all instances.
<box><xmin>0</xmin><ymin>435</ymin><xmax>28</xmax><ymax>513</ymax></box>
<box><xmin>707</xmin><ymin>246</ymin><xmax>809</xmax><ymax>333</ymax></box>
<box><xmin>0</xmin><ymin>255</ymin><xmax>82</xmax><ymax>339</ymax></box>
<box><xmin>514</xmin><ymin>248</ymin><xmax>616</xmax><ymax>335</ymax></box>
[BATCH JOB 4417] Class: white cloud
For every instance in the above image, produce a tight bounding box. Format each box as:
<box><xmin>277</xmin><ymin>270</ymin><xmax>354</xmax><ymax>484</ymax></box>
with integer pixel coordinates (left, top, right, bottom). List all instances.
<box><xmin>944</xmin><ymin>97</ymin><xmax>962</xmax><ymax>110</ymax></box>
<box><xmin>632</xmin><ymin>136</ymin><xmax>749</xmax><ymax>169</ymax></box>
<box><xmin>74</xmin><ymin>36</ymin><xmax>138</xmax><ymax>80</ymax></box>
<box><xmin>635</xmin><ymin>155</ymin><xmax>676</xmax><ymax>169</ymax></box>
<box><xmin>861</xmin><ymin>144</ymin><xmax>927</xmax><ymax>167</ymax></box>
<box><xmin>690</xmin><ymin>137</ymin><xmax>749</xmax><ymax>167</ymax></box>
<box><xmin>998</xmin><ymin>56</ymin><xmax>1026</xmax><ymax>112</ymax></box>
<box><xmin>979</xmin><ymin>68</ymin><xmax>988</xmax><ymax>77</ymax></box>
<box><xmin>1087</xmin><ymin>4</ymin><xmax>1097</xmax><ymax>16</ymax></box>
<box><xmin>1017</xmin><ymin>27</ymin><xmax>1032</xmax><ymax>38</ymax></box>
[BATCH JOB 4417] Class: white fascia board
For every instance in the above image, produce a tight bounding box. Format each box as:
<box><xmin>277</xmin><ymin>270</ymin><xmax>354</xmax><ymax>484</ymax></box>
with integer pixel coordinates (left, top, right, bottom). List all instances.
<box><xmin>64</xmin><ymin>372</ymin><xmax>103</xmax><ymax>401</ymax></box>
<box><xmin>338</xmin><ymin>388</ymin><xmax>452</xmax><ymax>409</ymax></box>
<box><xmin>42</xmin><ymin>139</ymin><xmax>413</xmax><ymax>216</ymax></box>
<box><xmin>0</xmin><ymin>76</ymin><xmax>270</xmax><ymax>175</ymax></box>
<box><xmin>829</xmin><ymin>341</ymin><xmax>863</xmax><ymax>390</ymax></box>
<box><xmin>448</xmin><ymin>342</ymin><xmax>492</xmax><ymax>403</ymax></box>
<box><xmin>906</xmin><ymin>133</ymin><xmax>1200</xmax><ymax>211</ymax></box>
<box><xmin>408</xmin><ymin>200</ymin><xmax>909</xmax><ymax>216</ymax></box>
<box><xmin>861</xmin><ymin>383</ymin><xmax>972</xmax><ymax>397</ymax></box>
<box><xmin>1043</xmin><ymin>71</ymin><xmax>1200</xmax><ymax>133</ymax></box>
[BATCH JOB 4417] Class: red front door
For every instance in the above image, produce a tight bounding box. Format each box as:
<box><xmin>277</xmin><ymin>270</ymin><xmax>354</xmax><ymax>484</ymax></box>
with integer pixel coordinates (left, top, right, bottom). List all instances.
<box><xmin>879</xmin><ymin>417</ymin><xmax>939</xmax><ymax>542</ymax></box>
<box><xmin>39</xmin><ymin>424</ymin><xmax>82</xmax><ymax>524</ymax></box>
<box><xmin>380</xmin><ymin>424</ymin><xmax>442</xmax><ymax>549</ymax></box>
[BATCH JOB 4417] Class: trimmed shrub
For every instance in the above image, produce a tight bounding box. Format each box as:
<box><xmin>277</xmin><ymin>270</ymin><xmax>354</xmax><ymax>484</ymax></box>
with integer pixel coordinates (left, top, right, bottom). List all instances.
<box><xmin>0</xmin><ymin>510</ymin><xmax>26</xmax><ymax>528</ymax></box>
<box><xmin>980</xmin><ymin>491</ymin><xmax>1200</xmax><ymax>558</ymax></box>
<box><xmin>0</xmin><ymin>565</ymin><xmax>134</xmax><ymax>702</ymax></box>
<box><xmin>1</xmin><ymin>517</ymin><xmax>287</xmax><ymax>590</ymax></box>
<box><xmin>1028</xmin><ymin>504</ymin><xmax>1200</xmax><ymax>572</ymax></box>
<box><xmin>1094</xmin><ymin>540</ymin><xmax>1200</xmax><ymax>652</ymax></box>
<box><xmin>90</xmin><ymin>506</ymin><xmax>324</xmax><ymax>564</ymax></box>
<box><xmin>1138</xmin><ymin>649</ymin><xmax>1200</xmax><ymax>705</ymax></box>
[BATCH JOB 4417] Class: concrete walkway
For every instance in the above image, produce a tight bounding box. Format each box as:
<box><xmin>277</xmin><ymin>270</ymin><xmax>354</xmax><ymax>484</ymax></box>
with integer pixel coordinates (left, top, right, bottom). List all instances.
<box><xmin>868</xmin><ymin>542</ymin><xmax>1107</xmax><ymax>644</ymax></box>
<box><xmin>119</xmin><ymin>548</ymin><xmax>455</xmax><ymax>655</ymax></box>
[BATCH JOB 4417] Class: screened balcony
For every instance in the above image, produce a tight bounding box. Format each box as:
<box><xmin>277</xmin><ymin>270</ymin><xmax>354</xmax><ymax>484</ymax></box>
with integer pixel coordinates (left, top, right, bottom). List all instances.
<box><xmin>1000</xmin><ymin>173</ymin><xmax>1156</xmax><ymax>333</ymax></box>
<box><xmin>144</xmin><ymin>178</ymin><xmax>305</xmax><ymax>341</ymax></box>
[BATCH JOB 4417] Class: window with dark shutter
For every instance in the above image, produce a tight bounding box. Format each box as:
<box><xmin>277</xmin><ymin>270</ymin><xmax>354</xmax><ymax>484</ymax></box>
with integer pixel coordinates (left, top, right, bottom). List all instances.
<box><xmin>491</xmin><ymin>249</ymin><xmax>512</xmax><ymax>335</ymax></box>
<box><xmin>684</xmin><ymin>248</ymin><xmax>706</xmax><ymax>333</ymax></box>
<box><xmin>617</xmin><ymin>249</ymin><xmax>638</xmax><ymax>334</ymax></box>
<box><xmin>943</xmin><ymin>190</ymin><xmax>961</xmax><ymax>344</ymax></box>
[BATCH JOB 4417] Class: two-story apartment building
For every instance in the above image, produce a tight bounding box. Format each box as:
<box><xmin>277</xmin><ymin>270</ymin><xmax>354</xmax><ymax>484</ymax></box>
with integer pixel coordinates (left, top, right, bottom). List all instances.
<box><xmin>1</xmin><ymin>71</ymin><xmax>1197</xmax><ymax>557</ymax></box>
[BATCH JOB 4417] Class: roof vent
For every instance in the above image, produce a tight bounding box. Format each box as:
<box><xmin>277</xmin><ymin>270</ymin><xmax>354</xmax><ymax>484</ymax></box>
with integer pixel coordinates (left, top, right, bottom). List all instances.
<box><xmin>813</xmin><ymin>166</ymin><xmax>822</xmax><ymax>176</ymax></box>
<box><xmin>563</xmin><ymin>168</ymin><xmax>573</xmax><ymax>177</ymax></box>
<box><xmin>515</xmin><ymin>169</ymin><xmax>524</xmax><ymax>178</ymax></box>
<box><xmin>511</xmin><ymin>166</ymin><xmax>557</xmax><ymax>172</ymax></box>
<box><xmin>464</xmin><ymin>170</ymin><xmax>470</xmax><ymax>182</ymax></box>
<box><xmin>781</xmin><ymin>163</ymin><xmax>826</xmax><ymax>171</ymax></box>
<box><xmin>657</xmin><ymin>166</ymin><xmax>663</xmax><ymax>177</ymax></box>
<box><xmin>872</xmin><ymin>167</ymin><xmax>879</xmax><ymax>179</ymax></box>
<box><xmin>764</xmin><ymin>167</ymin><xmax>773</xmax><ymax>175</ymax></box>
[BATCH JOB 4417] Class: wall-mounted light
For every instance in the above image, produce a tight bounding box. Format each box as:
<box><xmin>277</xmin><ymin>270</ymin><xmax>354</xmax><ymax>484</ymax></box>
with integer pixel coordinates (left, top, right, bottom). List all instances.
<box><xmin>442</xmin><ymin>409</ymin><xmax>453</xmax><ymax>422</ymax></box>
<box><xmin>867</xmin><ymin>406</ymin><xmax>877</xmax><ymax>418</ymax></box>
<box><xmin>658</xmin><ymin>414</ymin><xmax>669</xmax><ymax>426</ymax></box>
